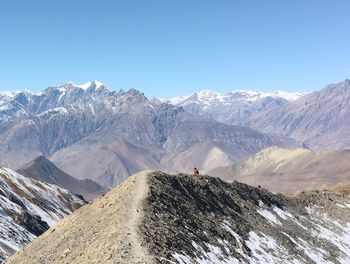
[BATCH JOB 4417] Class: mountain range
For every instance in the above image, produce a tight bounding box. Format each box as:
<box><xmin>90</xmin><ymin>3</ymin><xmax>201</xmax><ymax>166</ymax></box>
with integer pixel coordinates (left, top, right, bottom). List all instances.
<box><xmin>0</xmin><ymin>81</ymin><xmax>299</xmax><ymax>188</ymax></box>
<box><xmin>0</xmin><ymin>167</ymin><xmax>85</xmax><ymax>262</ymax></box>
<box><xmin>5</xmin><ymin>171</ymin><xmax>350</xmax><ymax>263</ymax></box>
<box><xmin>165</xmin><ymin>79</ymin><xmax>350</xmax><ymax>150</ymax></box>
<box><xmin>0</xmin><ymin>78</ymin><xmax>349</xmax><ymax>189</ymax></box>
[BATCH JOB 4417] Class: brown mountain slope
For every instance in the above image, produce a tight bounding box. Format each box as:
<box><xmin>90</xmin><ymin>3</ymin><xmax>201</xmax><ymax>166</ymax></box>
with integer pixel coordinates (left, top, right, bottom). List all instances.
<box><xmin>208</xmin><ymin>146</ymin><xmax>350</xmax><ymax>193</ymax></box>
<box><xmin>17</xmin><ymin>156</ymin><xmax>107</xmax><ymax>200</ymax></box>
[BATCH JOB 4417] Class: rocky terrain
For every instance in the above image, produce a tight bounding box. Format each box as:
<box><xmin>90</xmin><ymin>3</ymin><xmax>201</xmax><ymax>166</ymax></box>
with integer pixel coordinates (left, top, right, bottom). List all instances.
<box><xmin>5</xmin><ymin>171</ymin><xmax>350</xmax><ymax>264</ymax></box>
<box><xmin>17</xmin><ymin>156</ymin><xmax>107</xmax><ymax>200</ymax></box>
<box><xmin>0</xmin><ymin>167</ymin><xmax>86</xmax><ymax>262</ymax></box>
<box><xmin>167</xmin><ymin>79</ymin><xmax>350</xmax><ymax>150</ymax></box>
<box><xmin>208</xmin><ymin>146</ymin><xmax>350</xmax><ymax>193</ymax></box>
<box><xmin>0</xmin><ymin>81</ymin><xmax>298</xmax><ymax>187</ymax></box>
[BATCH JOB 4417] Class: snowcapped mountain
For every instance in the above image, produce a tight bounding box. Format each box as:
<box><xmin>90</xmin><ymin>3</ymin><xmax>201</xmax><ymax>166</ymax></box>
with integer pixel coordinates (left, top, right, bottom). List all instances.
<box><xmin>167</xmin><ymin>89</ymin><xmax>306</xmax><ymax>106</ymax></box>
<box><xmin>245</xmin><ymin>79</ymin><xmax>350</xmax><ymax>149</ymax></box>
<box><xmin>159</xmin><ymin>89</ymin><xmax>308</xmax><ymax>124</ymax></box>
<box><xmin>0</xmin><ymin>82</ymin><xmax>299</xmax><ymax>187</ymax></box>
<box><xmin>0</xmin><ymin>167</ymin><xmax>86</xmax><ymax>262</ymax></box>
<box><xmin>161</xmin><ymin>80</ymin><xmax>350</xmax><ymax>150</ymax></box>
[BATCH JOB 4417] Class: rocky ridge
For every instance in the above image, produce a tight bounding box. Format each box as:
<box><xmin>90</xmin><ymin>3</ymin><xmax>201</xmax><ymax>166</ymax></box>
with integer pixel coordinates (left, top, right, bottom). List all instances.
<box><xmin>5</xmin><ymin>171</ymin><xmax>350</xmax><ymax>264</ymax></box>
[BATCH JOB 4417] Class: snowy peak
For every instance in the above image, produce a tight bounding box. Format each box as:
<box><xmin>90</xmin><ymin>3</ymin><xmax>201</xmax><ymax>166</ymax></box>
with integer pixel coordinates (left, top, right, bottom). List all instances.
<box><xmin>163</xmin><ymin>88</ymin><xmax>308</xmax><ymax>123</ymax></box>
<box><xmin>65</xmin><ymin>80</ymin><xmax>104</xmax><ymax>90</ymax></box>
<box><xmin>168</xmin><ymin>89</ymin><xmax>307</xmax><ymax>106</ymax></box>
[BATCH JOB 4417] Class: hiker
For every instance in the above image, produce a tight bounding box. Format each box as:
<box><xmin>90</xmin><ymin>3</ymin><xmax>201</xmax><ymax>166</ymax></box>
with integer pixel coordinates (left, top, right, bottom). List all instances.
<box><xmin>193</xmin><ymin>167</ymin><xmax>199</xmax><ymax>175</ymax></box>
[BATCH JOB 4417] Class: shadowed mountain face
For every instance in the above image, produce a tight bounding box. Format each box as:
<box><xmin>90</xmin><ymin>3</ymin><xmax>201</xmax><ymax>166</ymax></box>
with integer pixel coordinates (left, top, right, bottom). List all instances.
<box><xmin>208</xmin><ymin>147</ymin><xmax>350</xmax><ymax>194</ymax></box>
<box><xmin>0</xmin><ymin>82</ymin><xmax>299</xmax><ymax>188</ymax></box>
<box><xmin>0</xmin><ymin>167</ymin><xmax>86</xmax><ymax>262</ymax></box>
<box><xmin>17</xmin><ymin>156</ymin><xmax>107</xmax><ymax>200</ymax></box>
<box><xmin>5</xmin><ymin>172</ymin><xmax>350</xmax><ymax>264</ymax></box>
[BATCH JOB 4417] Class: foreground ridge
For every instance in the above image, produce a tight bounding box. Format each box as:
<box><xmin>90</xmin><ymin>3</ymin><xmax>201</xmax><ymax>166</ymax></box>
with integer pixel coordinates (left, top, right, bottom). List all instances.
<box><xmin>5</xmin><ymin>171</ymin><xmax>350</xmax><ymax>264</ymax></box>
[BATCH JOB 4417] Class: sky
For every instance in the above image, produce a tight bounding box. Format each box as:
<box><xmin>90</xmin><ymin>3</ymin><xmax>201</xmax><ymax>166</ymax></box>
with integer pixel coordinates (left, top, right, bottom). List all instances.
<box><xmin>0</xmin><ymin>0</ymin><xmax>349</xmax><ymax>98</ymax></box>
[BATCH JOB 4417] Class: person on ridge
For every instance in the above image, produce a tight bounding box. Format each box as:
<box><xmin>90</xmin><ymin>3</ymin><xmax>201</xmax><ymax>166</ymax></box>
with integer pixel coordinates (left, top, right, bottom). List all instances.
<box><xmin>193</xmin><ymin>167</ymin><xmax>199</xmax><ymax>175</ymax></box>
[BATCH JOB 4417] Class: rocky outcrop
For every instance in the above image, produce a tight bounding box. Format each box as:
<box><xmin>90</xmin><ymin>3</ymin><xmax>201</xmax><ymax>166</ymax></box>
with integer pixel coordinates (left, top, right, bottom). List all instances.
<box><xmin>5</xmin><ymin>171</ymin><xmax>350</xmax><ymax>264</ymax></box>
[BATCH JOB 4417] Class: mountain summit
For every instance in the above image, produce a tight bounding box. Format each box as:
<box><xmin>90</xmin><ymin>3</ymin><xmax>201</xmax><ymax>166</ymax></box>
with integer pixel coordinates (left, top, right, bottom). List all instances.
<box><xmin>5</xmin><ymin>171</ymin><xmax>350</xmax><ymax>263</ymax></box>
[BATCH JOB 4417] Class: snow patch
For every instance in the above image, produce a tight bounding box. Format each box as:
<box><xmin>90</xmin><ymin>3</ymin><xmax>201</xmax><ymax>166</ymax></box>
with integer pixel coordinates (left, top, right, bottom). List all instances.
<box><xmin>257</xmin><ymin>209</ymin><xmax>281</xmax><ymax>225</ymax></box>
<box><xmin>272</xmin><ymin>206</ymin><xmax>295</xmax><ymax>220</ymax></box>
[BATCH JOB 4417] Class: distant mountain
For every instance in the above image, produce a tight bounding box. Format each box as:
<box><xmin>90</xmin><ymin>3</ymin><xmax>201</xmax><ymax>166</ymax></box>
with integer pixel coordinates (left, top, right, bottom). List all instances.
<box><xmin>164</xmin><ymin>80</ymin><xmax>350</xmax><ymax>150</ymax></box>
<box><xmin>246</xmin><ymin>79</ymin><xmax>350</xmax><ymax>149</ymax></box>
<box><xmin>208</xmin><ymin>146</ymin><xmax>350</xmax><ymax>193</ymax></box>
<box><xmin>5</xmin><ymin>171</ymin><xmax>350</xmax><ymax>263</ymax></box>
<box><xmin>0</xmin><ymin>167</ymin><xmax>85</xmax><ymax>262</ymax></box>
<box><xmin>159</xmin><ymin>89</ymin><xmax>307</xmax><ymax>124</ymax></box>
<box><xmin>0</xmin><ymin>82</ymin><xmax>299</xmax><ymax>187</ymax></box>
<box><xmin>17</xmin><ymin>156</ymin><xmax>107</xmax><ymax>200</ymax></box>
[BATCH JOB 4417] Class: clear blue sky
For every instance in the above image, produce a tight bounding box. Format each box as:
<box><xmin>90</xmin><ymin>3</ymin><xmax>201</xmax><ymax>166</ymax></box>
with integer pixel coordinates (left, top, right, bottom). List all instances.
<box><xmin>0</xmin><ymin>0</ymin><xmax>349</xmax><ymax>98</ymax></box>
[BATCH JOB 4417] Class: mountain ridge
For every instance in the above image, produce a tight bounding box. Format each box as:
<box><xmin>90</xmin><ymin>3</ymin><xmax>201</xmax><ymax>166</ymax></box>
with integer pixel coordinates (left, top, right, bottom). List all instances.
<box><xmin>4</xmin><ymin>171</ymin><xmax>350</xmax><ymax>264</ymax></box>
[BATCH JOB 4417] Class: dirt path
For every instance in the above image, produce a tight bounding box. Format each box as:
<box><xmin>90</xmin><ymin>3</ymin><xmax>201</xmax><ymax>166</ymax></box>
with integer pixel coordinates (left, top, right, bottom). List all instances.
<box><xmin>123</xmin><ymin>170</ymin><xmax>153</xmax><ymax>263</ymax></box>
<box><xmin>4</xmin><ymin>171</ymin><xmax>154</xmax><ymax>264</ymax></box>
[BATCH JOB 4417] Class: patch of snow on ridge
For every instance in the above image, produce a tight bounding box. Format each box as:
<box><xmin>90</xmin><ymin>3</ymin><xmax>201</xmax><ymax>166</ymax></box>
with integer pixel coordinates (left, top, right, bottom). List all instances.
<box><xmin>297</xmin><ymin>237</ymin><xmax>332</xmax><ymax>264</ymax></box>
<box><xmin>246</xmin><ymin>231</ymin><xmax>301</xmax><ymax>264</ymax></box>
<box><xmin>222</xmin><ymin>222</ymin><xmax>241</xmax><ymax>242</ymax></box>
<box><xmin>306</xmin><ymin>207</ymin><xmax>350</xmax><ymax>261</ymax></box>
<box><xmin>273</xmin><ymin>206</ymin><xmax>295</xmax><ymax>220</ymax></box>
<box><xmin>192</xmin><ymin>241</ymin><xmax>240</xmax><ymax>264</ymax></box>
<box><xmin>172</xmin><ymin>239</ymin><xmax>241</xmax><ymax>264</ymax></box>
<box><xmin>257</xmin><ymin>209</ymin><xmax>281</xmax><ymax>225</ymax></box>
<box><xmin>172</xmin><ymin>252</ymin><xmax>192</xmax><ymax>264</ymax></box>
